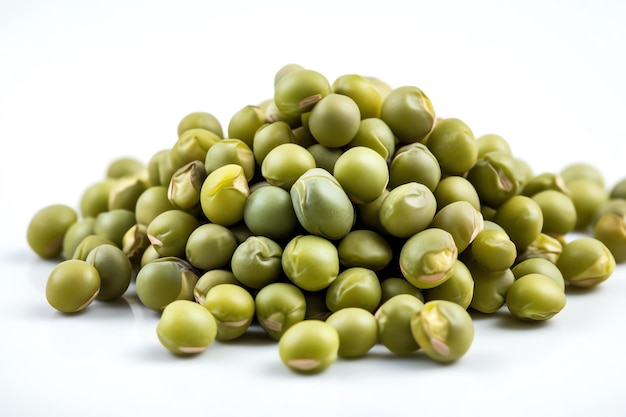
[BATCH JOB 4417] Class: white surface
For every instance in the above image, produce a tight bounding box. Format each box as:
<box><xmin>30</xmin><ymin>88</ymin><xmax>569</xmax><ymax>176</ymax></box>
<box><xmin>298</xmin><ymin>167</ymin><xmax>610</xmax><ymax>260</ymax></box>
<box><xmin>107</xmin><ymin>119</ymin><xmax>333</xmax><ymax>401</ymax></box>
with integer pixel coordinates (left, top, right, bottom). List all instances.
<box><xmin>2</xmin><ymin>1</ymin><xmax>626</xmax><ymax>416</ymax></box>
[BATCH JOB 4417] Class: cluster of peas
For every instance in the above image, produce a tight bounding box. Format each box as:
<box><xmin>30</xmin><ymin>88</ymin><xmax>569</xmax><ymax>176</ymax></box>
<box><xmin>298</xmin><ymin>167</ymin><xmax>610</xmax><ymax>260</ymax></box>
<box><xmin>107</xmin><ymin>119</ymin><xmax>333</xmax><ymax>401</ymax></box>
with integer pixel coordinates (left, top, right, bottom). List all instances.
<box><xmin>27</xmin><ymin>64</ymin><xmax>626</xmax><ymax>374</ymax></box>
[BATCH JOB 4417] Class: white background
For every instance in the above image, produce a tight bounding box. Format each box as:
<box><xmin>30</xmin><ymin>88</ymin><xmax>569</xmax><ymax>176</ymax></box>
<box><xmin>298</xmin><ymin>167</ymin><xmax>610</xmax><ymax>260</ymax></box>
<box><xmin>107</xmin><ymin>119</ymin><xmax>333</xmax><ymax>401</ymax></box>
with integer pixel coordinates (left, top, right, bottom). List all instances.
<box><xmin>1</xmin><ymin>1</ymin><xmax>626</xmax><ymax>416</ymax></box>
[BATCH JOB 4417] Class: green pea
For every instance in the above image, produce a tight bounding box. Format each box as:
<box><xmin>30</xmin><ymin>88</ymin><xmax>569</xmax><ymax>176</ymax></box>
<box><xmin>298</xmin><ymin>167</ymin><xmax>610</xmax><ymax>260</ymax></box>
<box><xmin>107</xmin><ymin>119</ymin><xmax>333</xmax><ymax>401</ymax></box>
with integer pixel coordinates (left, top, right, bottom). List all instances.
<box><xmin>147</xmin><ymin>209</ymin><xmax>199</xmax><ymax>258</ymax></box>
<box><xmin>333</xmin><ymin>146</ymin><xmax>389</xmax><ymax>204</ymax></box>
<box><xmin>45</xmin><ymin>259</ymin><xmax>101</xmax><ymax>313</ymax></box>
<box><xmin>135</xmin><ymin>186</ymin><xmax>177</xmax><ymax>227</ymax></box>
<box><xmin>80</xmin><ymin>180</ymin><xmax>113</xmax><ymax>218</ymax></box>
<box><xmin>255</xmin><ymin>282</ymin><xmax>307</xmax><ymax>340</ymax></box>
<box><xmin>556</xmin><ymin>237</ymin><xmax>615</xmax><ymax>287</ymax></box>
<box><xmin>389</xmin><ymin>142</ymin><xmax>441</xmax><ymax>191</ymax></box>
<box><xmin>252</xmin><ymin>121</ymin><xmax>295</xmax><ymax>165</ymax></box>
<box><xmin>185</xmin><ymin>223</ymin><xmax>238</xmax><ymax>271</ymax></box>
<box><xmin>610</xmin><ymin>178</ymin><xmax>626</xmax><ymax>200</ymax></box>
<box><xmin>422</xmin><ymin>260</ymin><xmax>474</xmax><ymax>309</ymax></box>
<box><xmin>108</xmin><ymin>176</ymin><xmax>148</xmax><ymax>212</ymax></box>
<box><xmin>243</xmin><ymin>185</ymin><xmax>298</xmax><ymax>241</ymax></box>
<box><xmin>520</xmin><ymin>172</ymin><xmax>570</xmax><ymax>197</ymax></box>
<box><xmin>516</xmin><ymin>233</ymin><xmax>563</xmax><ymax>264</ymax></box>
<box><xmin>337</xmin><ymin>229</ymin><xmax>393</xmax><ymax>271</ymax></box>
<box><xmin>278</xmin><ymin>320</ymin><xmax>340</xmax><ymax>374</ymax></box>
<box><xmin>261</xmin><ymin>143</ymin><xmax>316</xmax><ymax>190</ymax></box>
<box><xmin>331</xmin><ymin>73</ymin><xmax>383</xmax><ymax>119</ymax></box>
<box><xmin>325</xmin><ymin>267</ymin><xmax>382</xmax><ymax>313</ymax></box>
<box><xmin>231</xmin><ymin>236</ymin><xmax>283</xmax><ymax>289</ymax></box>
<box><xmin>380</xmin><ymin>278</ymin><xmax>424</xmax><ymax>304</ymax></box>
<box><xmin>105</xmin><ymin>157</ymin><xmax>147</xmax><ymax>180</ymax></box>
<box><xmin>380</xmin><ymin>85</ymin><xmax>435</xmax><ymax>143</ymax></box>
<box><xmin>326</xmin><ymin>307</ymin><xmax>378</xmax><ymax>358</ymax></box>
<box><xmin>177</xmin><ymin>111</ymin><xmax>224</xmax><ymax>138</ymax></box>
<box><xmin>425</xmin><ymin>117</ymin><xmax>478</xmax><ymax>176</ymax></box>
<box><xmin>227</xmin><ymin>105</ymin><xmax>265</xmax><ymax>149</ymax></box>
<box><xmin>399</xmin><ymin>228</ymin><xmax>458</xmax><ymax>289</ymax></box>
<box><xmin>379</xmin><ymin>182</ymin><xmax>437</xmax><ymax>238</ymax></box>
<box><xmin>274</xmin><ymin>68</ymin><xmax>331</xmax><ymax>116</ymax></box>
<box><xmin>122</xmin><ymin>223</ymin><xmax>150</xmax><ymax>268</ymax></box>
<box><xmin>308</xmin><ymin>93</ymin><xmax>361</xmax><ymax>148</ymax></box>
<box><xmin>594</xmin><ymin>213</ymin><xmax>626</xmax><ymax>263</ymax></box>
<box><xmin>290</xmin><ymin>168</ymin><xmax>355</xmax><ymax>240</ymax></box>
<box><xmin>567</xmin><ymin>179</ymin><xmax>609</xmax><ymax>231</ymax></box>
<box><xmin>282</xmin><ymin>235</ymin><xmax>339</xmax><ymax>291</ymax></box>
<box><xmin>375</xmin><ymin>294</ymin><xmax>424</xmax><ymax>355</ymax></box>
<box><xmin>170</xmin><ymin>128</ymin><xmax>221</xmax><ymax>167</ymax></box>
<box><xmin>433</xmin><ymin>175</ymin><xmax>481</xmax><ymax>211</ymax></box>
<box><xmin>512</xmin><ymin>258</ymin><xmax>565</xmax><ymax>291</ymax></box>
<box><xmin>469</xmin><ymin>229</ymin><xmax>517</xmax><ymax>271</ymax></box>
<box><xmin>506</xmin><ymin>274</ymin><xmax>566</xmax><ymax>321</ymax></box>
<box><xmin>493</xmin><ymin>195</ymin><xmax>543</xmax><ymax>250</ymax></box>
<box><xmin>135</xmin><ymin>257</ymin><xmax>198</xmax><ymax>311</ymax></box>
<box><xmin>62</xmin><ymin>217</ymin><xmax>96</xmax><ymax>260</ymax></box>
<box><xmin>168</xmin><ymin>160</ymin><xmax>206</xmax><ymax>213</ymax></box>
<box><xmin>93</xmin><ymin>209</ymin><xmax>136</xmax><ymax>248</ymax></box>
<box><xmin>156</xmin><ymin>300</ymin><xmax>217</xmax><ymax>355</ymax></box>
<box><xmin>429</xmin><ymin>200</ymin><xmax>484</xmax><ymax>253</ymax></box>
<box><xmin>307</xmin><ymin>144</ymin><xmax>343</xmax><ymax>173</ymax></box>
<box><xmin>27</xmin><ymin>204</ymin><xmax>78</xmax><ymax>259</ymax></box>
<box><xmin>531</xmin><ymin>190</ymin><xmax>577</xmax><ymax>236</ymax></box>
<box><xmin>468</xmin><ymin>262</ymin><xmax>514</xmax><ymax>314</ymax></box>
<box><xmin>85</xmin><ymin>244</ymin><xmax>132</xmax><ymax>301</ymax></box>
<box><xmin>194</xmin><ymin>270</ymin><xmax>239</xmax><ymax>305</ymax></box>
<box><xmin>410</xmin><ymin>300</ymin><xmax>474</xmax><ymax>362</ymax></box>
<box><xmin>200</xmin><ymin>164</ymin><xmax>250</xmax><ymax>226</ymax></box>
<box><xmin>476</xmin><ymin>133</ymin><xmax>512</xmax><ymax>158</ymax></box>
<box><xmin>347</xmin><ymin>118</ymin><xmax>395</xmax><ymax>162</ymax></box>
<box><xmin>203</xmin><ymin>284</ymin><xmax>255</xmax><ymax>341</ymax></box>
<box><xmin>72</xmin><ymin>235</ymin><xmax>116</xmax><ymax>261</ymax></box>
<box><xmin>561</xmin><ymin>162</ymin><xmax>605</xmax><ymax>187</ymax></box>
<box><xmin>466</xmin><ymin>151</ymin><xmax>527</xmax><ymax>208</ymax></box>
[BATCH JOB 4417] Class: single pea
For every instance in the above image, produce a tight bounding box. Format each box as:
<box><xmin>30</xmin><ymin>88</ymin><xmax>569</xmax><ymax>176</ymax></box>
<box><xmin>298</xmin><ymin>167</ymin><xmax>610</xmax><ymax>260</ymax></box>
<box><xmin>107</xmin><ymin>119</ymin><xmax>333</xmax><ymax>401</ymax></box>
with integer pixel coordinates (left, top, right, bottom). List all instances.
<box><xmin>261</xmin><ymin>143</ymin><xmax>316</xmax><ymax>190</ymax></box>
<box><xmin>425</xmin><ymin>117</ymin><xmax>478</xmax><ymax>176</ymax></box>
<box><xmin>308</xmin><ymin>93</ymin><xmax>361</xmax><ymax>148</ymax></box>
<box><xmin>93</xmin><ymin>208</ymin><xmax>136</xmax><ymax>248</ymax></box>
<box><xmin>325</xmin><ymin>267</ymin><xmax>382</xmax><ymax>313</ymax></box>
<box><xmin>231</xmin><ymin>236</ymin><xmax>283</xmax><ymax>289</ymax></box>
<box><xmin>380</xmin><ymin>85</ymin><xmax>435</xmax><ymax>143</ymax></box>
<box><xmin>410</xmin><ymin>299</ymin><xmax>474</xmax><ymax>362</ymax></box>
<box><xmin>347</xmin><ymin>118</ymin><xmax>395</xmax><ymax>162</ymax></box>
<box><xmin>261</xmin><ymin>98</ymin><xmax>301</xmax><ymax>127</ymax></box>
<box><xmin>156</xmin><ymin>299</ymin><xmax>218</xmax><ymax>355</ymax></box>
<box><xmin>255</xmin><ymin>282</ymin><xmax>307</xmax><ymax>340</ymax></box>
<box><xmin>468</xmin><ymin>262</ymin><xmax>514</xmax><ymax>314</ymax></box>
<box><xmin>337</xmin><ymin>229</ymin><xmax>393</xmax><ymax>271</ymax></box>
<box><xmin>561</xmin><ymin>162</ymin><xmax>605</xmax><ymax>187</ymax></box>
<box><xmin>85</xmin><ymin>244</ymin><xmax>132</xmax><ymax>301</ymax></box>
<box><xmin>556</xmin><ymin>237</ymin><xmax>615</xmax><ymax>287</ymax></box>
<box><xmin>252</xmin><ymin>121</ymin><xmax>295</xmax><ymax>165</ymax></box>
<box><xmin>466</xmin><ymin>151</ymin><xmax>527</xmax><ymax>208</ymax></box>
<box><xmin>27</xmin><ymin>204</ymin><xmax>78</xmax><ymax>259</ymax></box>
<box><xmin>380</xmin><ymin>277</ymin><xmax>424</xmax><ymax>304</ymax></box>
<box><xmin>45</xmin><ymin>259</ymin><xmax>101</xmax><ymax>313</ymax></box>
<box><xmin>108</xmin><ymin>176</ymin><xmax>148</xmax><ymax>212</ymax></box>
<box><xmin>177</xmin><ymin>111</ymin><xmax>224</xmax><ymax>138</ymax></box>
<box><xmin>356</xmin><ymin>189</ymin><xmax>389</xmax><ymax>235</ymax></box>
<box><xmin>147</xmin><ymin>149</ymin><xmax>168</xmax><ymax>186</ymax></box>
<box><xmin>273</xmin><ymin>63</ymin><xmax>306</xmax><ymax>86</ymax></box>
<box><xmin>469</xmin><ymin>229</ymin><xmax>517</xmax><ymax>271</ymax></box>
<box><xmin>399</xmin><ymin>228</ymin><xmax>458</xmax><ymax>289</ymax></box>
<box><xmin>433</xmin><ymin>175</ymin><xmax>481</xmax><ymax>211</ymax></box>
<box><xmin>515</xmin><ymin>233</ymin><xmax>563</xmax><ymax>265</ymax></box>
<box><xmin>476</xmin><ymin>133</ymin><xmax>512</xmax><ymax>158</ymax></box>
<box><xmin>493</xmin><ymin>195</ymin><xmax>543</xmax><ymax>250</ymax></box>
<box><xmin>278</xmin><ymin>320</ymin><xmax>340</xmax><ymax>374</ymax></box>
<box><xmin>135</xmin><ymin>186</ymin><xmax>177</xmax><ymax>227</ymax></box>
<box><xmin>122</xmin><ymin>223</ymin><xmax>150</xmax><ymax>268</ymax></box>
<box><xmin>170</xmin><ymin>128</ymin><xmax>221</xmax><ymax>168</ymax></box>
<box><xmin>72</xmin><ymin>235</ymin><xmax>116</xmax><ymax>261</ymax></box>
<box><xmin>379</xmin><ymin>182</ymin><xmax>437</xmax><ymax>238</ymax></box>
<box><xmin>594</xmin><ymin>213</ymin><xmax>626</xmax><ymax>263</ymax></box>
<box><xmin>155</xmin><ymin>150</ymin><xmax>182</xmax><ymax>187</ymax></box>
<box><xmin>227</xmin><ymin>105</ymin><xmax>265</xmax><ymax>149</ymax></box>
<box><xmin>506</xmin><ymin>274</ymin><xmax>566</xmax><ymax>321</ymax></box>
<box><xmin>520</xmin><ymin>172</ymin><xmax>570</xmax><ymax>197</ymax></box>
<box><xmin>333</xmin><ymin>146</ymin><xmax>389</xmax><ymax>204</ymax></box>
<box><xmin>203</xmin><ymin>284</ymin><xmax>255</xmax><ymax>341</ymax></box>
<box><xmin>135</xmin><ymin>257</ymin><xmax>198</xmax><ymax>311</ymax></box>
<box><xmin>430</xmin><ymin>200</ymin><xmax>484</xmax><ymax>253</ymax></box>
<box><xmin>80</xmin><ymin>180</ymin><xmax>113</xmax><ymax>218</ymax></box>
<box><xmin>184</xmin><ymin>223</ymin><xmax>238</xmax><ymax>271</ymax></box>
<box><xmin>105</xmin><ymin>157</ymin><xmax>146</xmax><ymax>180</ymax></box>
<box><xmin>567</xmin><ymin>179</ymin><xmax>609</xmax><ymax>231</ymax></box>
<box><xmin>592</xmin><ymin>199</ymin><xmax>626</xmax><ymax>226</ymax></box>
<box><xmin>62</xmin><ymin>217</ymin><xmax>96</xmax><ymax>260</ymax></box>
<box><xmin>274</xmin><ymin>68</ymin><xmax>331</xmax><ymax>116</ymax></box>
<box><xmin>326</xmin><ymin>307</ymin><xmax>378</xmax><ymax>358</ymax></box>
<box><xmin>140</xmin><ymin>244</ymin><xmax>161</xmax><ymax>268</ymax></box>
<box><xmin>610</xmin><ymin>178</ymin><xmax>626</xmax><ymax>200</ymax></box>
<box><xmin>307</xmin><ymin>144</ymin><xmax>343</xmax><ymax>173</ymax></box>
<box><xmin>167</xmin><ymin>160</ymin><xmax>206</xmax><ymax>213</ymax></box>
<box><xmin>331</xmin><ymin>73</ymin><xmax>383</xmax><ymax>119</ymax></box>
<box><xmin>243</xmin><ymin>185</ymin><xmax>298</xmax><ymax>241</ymax></box>
<box><xmin>290</xmin><ymin>168</ymin><xmax>355</xmax><ymax>240</ymax></box>
<box><xmin>147</xmin><ymin>209</ymin><xmax>199</xmax><ymax>258</ymax></box>
<box><xmin>512</xmin><ymin>258</ymin><xmax>565</xmax><ymax>291</ymax></box>
<box><xmin>375</xmin><ymin>294</ymin><xmax>424</xmax><ymax>355</ymax></box>
<box><xmin>282</xmin><ymin>234</ymin><xmax>339</xmax><ymax>291</ymax></box>
<box><xmin>194</xmin><ymin>270</ymin><xmax>239</xmax><ymax>305</ymax></box>
<box><xmin>200</xmin><ymin>164</ymin><xmax>250</xmax><ymax>226</ymax></box>
<box><xmin>389</xmin><ymin>142</ymin><xmax>441</xmax><ymax>191</ymax></box>
<box><xmin>422</xmin><ymin>260</ymin><xmax>474</xmax><ymax>309</ymax></box>
<box><xmin>531</xmin><ymin>190</ymin><xmax>577</xmax><ymax>236</ymax></box>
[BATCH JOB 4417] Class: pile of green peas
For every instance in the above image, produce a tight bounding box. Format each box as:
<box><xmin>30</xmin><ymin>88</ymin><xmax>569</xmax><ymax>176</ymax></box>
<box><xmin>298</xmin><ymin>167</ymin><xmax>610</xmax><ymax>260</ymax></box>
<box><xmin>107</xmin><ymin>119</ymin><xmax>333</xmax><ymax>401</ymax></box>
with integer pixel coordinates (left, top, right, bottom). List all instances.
<box><xmin>27</xmin><ymin>63</ymin><xmax>625</xmax><ymax>374</ymax></box>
